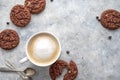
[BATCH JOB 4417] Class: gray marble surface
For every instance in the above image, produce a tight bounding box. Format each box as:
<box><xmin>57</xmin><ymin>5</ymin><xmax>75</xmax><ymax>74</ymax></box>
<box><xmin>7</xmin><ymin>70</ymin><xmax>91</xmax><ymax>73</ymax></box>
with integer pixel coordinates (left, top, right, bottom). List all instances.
<box><xmin>0</xmin><ymin>0</ymin><xmax>120</xmax><ymax>80</ymax></box>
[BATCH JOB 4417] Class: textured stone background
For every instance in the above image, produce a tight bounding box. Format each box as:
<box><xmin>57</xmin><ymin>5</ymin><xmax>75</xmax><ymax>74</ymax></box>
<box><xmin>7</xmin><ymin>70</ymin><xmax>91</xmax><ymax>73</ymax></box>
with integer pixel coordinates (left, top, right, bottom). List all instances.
<box><xmin>0</xmin><ymin>0</ymin><xmax>120</xmax><ymax>80</ymax></box>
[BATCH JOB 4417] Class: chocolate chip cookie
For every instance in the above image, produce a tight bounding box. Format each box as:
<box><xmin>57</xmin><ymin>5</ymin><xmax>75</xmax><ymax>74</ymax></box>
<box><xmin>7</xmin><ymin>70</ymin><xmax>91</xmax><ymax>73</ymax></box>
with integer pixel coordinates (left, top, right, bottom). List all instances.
<box><xmin>25</xmin><ymin>0</ymin><xmax>46</xmax><ymax>14</ymax></box>
<box><xmin>49</xmin><ymin>60</ymin><xmax>67</xmax><ymax>80</ymax></box>
<box><xmin>63</xmin><ymin>60</ymin><xmax>78</xmax><ymax>80</ymax></box>
<box><xmin>100</xmin><ymin>9</ymin><xmax>120</xmax><ymax>30</ymax></box>
<box><xmin>0</xmin><ymin>29</ymin><xmax>20</xmax><ymax>50</ymax></box>
<box><xmin>10</xmin><ymin>5</ymin><xmax>31</xmax><ymax>27</ymax></box>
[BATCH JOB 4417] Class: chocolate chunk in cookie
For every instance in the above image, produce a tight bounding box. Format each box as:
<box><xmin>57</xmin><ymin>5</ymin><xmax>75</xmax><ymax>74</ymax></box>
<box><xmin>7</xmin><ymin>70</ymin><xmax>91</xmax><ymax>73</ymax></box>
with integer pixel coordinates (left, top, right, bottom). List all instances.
<box><xmin>25</xmin><ymin>0</ymin><xmax>46</xmax><ymax>14</ymax></box>
<box><xmin>10</xmin><ymin>5</ymin><xmax>31</xmax><ymax>27</ymax></box>
<box><xmin>100</xmin><ymin>9</ymin><xmax>120</xmax><ymax>30</ymax></box>
<box><xmin>0</xmin><ymin>29</ymin><xmax>20</xmax><ymax>50</ymax></box>
<box><xmin>63</xmin><ymin>60</ymin><xmax>78</xmax><ymax>80</ymax></box>
<box><xmin>49</xmin><ymin>60</ymin><xmax>67</xmax><ymax>80</ymax></box>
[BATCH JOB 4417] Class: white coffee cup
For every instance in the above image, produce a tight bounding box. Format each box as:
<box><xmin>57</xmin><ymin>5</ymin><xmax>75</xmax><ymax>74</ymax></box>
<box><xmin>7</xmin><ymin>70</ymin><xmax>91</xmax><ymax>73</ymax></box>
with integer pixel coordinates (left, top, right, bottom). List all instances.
<box><xmin>20</xmin><ymin>32</ymin><xmax>61</xmax><ymax>67</ymax></box>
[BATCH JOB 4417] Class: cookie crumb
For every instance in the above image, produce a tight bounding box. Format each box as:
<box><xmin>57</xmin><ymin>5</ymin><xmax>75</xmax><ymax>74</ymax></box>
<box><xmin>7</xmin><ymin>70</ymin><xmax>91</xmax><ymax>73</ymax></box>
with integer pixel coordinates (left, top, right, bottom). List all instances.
<box><xmin>66</xmin><ymin>51</ymin><xmax>70</xmax><ymax>54</ymax></box>
<box><xmin>6</xmin><ymin>22</ymin><xmax>10</xmax><ymax>25</ymax></box>
<box><xmin>51</xmin><ymin>0</ymin><xmax>53</xmax><ymax>2</ymax></box>
<box><xmin>96</xmin><ymin>16</ymin><xmax>100</xmax><ymax>21</ymax></box>
<box><xmin>68</xmin><ymin>71</ymin><xmax>71</xmax><ymax>73</ymax></box>
<box><xmin>82</xmin><ymin>57</ymin><xmax>84</xmax><ymax>59</ymax></box>
<box><xmin>108</xmin><ymin>36</ymin><xmax>112</xmax><ymax>40</ymax></box>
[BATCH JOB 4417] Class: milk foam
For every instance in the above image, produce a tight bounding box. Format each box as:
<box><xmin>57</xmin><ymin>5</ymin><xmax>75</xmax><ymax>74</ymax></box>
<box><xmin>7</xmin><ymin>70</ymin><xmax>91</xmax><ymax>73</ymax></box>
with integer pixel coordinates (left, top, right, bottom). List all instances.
<box><xmin>33</xmin><ymin>37</ymin><xmax>56</xmax><ymax>59</ymax></box>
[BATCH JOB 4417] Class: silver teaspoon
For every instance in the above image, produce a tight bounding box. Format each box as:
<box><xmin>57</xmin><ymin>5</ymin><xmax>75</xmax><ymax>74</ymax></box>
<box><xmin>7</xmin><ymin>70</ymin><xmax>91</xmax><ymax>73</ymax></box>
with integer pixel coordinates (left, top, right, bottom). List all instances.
<box><xmin>5</xmin><ymin>60</ymin><xmax>34</xmax><ymax>80</ymax></box>
<box><xmin>0</xmin><ymin>67</ymin><xmax>36</xmax><ymax>77</ymax></box>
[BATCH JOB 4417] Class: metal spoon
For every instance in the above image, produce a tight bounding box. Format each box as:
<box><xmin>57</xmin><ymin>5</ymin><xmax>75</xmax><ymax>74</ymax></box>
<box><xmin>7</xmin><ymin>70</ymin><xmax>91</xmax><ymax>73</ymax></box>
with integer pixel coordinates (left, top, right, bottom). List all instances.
<box><xmin>0</xmin><ymin>67</ymin><xmax>36</xmax><ymax>77</ymax></box>
<box><xmin>5</xmin><ymin>60</ymin><xmax>35</xmax><ymax>80</ymax></box>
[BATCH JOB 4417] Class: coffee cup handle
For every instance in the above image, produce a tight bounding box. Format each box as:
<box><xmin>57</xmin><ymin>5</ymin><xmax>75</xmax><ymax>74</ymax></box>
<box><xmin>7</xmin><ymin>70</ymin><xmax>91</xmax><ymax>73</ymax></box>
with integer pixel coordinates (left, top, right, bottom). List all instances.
<box><xmin>19</xmin><ymin>57</ymin><xmax>28</xmax><ymax>63</ymax></box>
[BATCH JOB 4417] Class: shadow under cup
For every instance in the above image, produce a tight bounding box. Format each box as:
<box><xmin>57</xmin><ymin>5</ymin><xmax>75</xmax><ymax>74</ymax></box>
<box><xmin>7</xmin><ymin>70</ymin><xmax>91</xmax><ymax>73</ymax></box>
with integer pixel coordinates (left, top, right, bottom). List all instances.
<box><xmin>26</xmin><ymin>32</ymin><xmax>61</xmax><ymax>67</ymax></box>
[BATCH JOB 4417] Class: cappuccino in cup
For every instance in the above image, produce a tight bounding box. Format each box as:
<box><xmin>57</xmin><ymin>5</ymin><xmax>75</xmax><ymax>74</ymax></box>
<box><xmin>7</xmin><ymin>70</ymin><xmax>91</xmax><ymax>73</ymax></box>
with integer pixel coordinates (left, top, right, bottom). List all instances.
<box><xmin>26</xmin><ymin>32</ymin><xmax>61</xmax><ymax>67</ymax></box>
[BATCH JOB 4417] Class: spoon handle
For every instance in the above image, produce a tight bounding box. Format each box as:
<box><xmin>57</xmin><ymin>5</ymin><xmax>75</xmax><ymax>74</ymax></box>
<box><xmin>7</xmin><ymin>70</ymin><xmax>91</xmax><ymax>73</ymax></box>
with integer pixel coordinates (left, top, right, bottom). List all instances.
<box><xmin>0</xmin><ymin>67</ymin><xmax>14</xmax><ymax>72</ymax></box>
<box><xmin>0</xmin><ymin>67</ymin><xmax>22</xmax><ymax>72</ymax></box>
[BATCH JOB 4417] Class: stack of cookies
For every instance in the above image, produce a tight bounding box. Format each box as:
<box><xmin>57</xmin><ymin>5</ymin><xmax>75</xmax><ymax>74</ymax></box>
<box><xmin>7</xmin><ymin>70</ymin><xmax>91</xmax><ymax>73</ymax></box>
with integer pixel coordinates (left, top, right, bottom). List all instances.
<box><xmin>10</xmin><ymin>0</ymin><xmax>46</xmax><ymax>27</ymax></box>
<box><xmin>0</xmin><ymin>0</ymin><xmax>46</xmax><ymax>50</ymax></box>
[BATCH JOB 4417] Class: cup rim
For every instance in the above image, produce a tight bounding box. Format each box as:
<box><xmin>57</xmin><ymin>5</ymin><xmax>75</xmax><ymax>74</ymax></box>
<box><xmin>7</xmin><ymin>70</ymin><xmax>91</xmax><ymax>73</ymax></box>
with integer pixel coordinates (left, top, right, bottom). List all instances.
<box><xmin>26</xmin><ymin>31</ymin><xmax>61</xmax><ymax>67</ymax></box>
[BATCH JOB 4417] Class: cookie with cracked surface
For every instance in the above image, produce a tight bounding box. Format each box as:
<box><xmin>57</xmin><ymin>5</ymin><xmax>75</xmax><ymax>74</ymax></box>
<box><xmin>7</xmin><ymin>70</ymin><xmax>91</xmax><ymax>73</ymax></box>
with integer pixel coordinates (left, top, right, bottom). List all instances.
<box><xmin>49</xmin><ymin>60</ymin><xmax>67</xmax><ymax>80</ymax></box>
<box><xmin>25</xmin><ymin>0</ymin><xmax>46</xmax><ymax>14</ymax></box>
<box><xmin>63</xmin><ymin>60</ymin><xmax>78</xmax><ymax>80</ymax></box>
<box><xmin>100</xmin><ymin>9</ymin><xmax>120</xmax><ymax>30</ymax></box>
<box><xmin>0</xmin><ymin>29</ymin><xmax>20</xmax><ymax>50</ymax></box>
<box><xmin>10</xmin><ymin>4</ymin><xmax>31</xmax><ymax>27</ymax></box>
